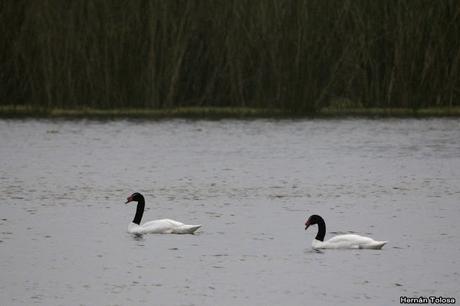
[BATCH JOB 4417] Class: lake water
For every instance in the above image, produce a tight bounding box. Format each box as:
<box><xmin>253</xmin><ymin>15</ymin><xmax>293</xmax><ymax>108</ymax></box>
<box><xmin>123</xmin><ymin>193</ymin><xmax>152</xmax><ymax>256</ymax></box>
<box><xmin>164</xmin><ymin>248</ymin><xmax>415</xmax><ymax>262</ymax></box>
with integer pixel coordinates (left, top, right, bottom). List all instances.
<box><xmin>1</xmin><ymin>118</ymin><xmax>459</xmax><ymax>305</ymax></box>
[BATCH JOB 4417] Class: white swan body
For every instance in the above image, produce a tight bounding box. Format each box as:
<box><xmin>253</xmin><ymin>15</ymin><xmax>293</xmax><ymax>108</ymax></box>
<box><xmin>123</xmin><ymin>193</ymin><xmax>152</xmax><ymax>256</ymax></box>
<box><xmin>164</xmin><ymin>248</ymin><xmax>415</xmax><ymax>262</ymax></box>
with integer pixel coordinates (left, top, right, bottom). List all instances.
<box><xmin>128</xmin><ymin>219</ymin><xmax>201</xmax><ymax>234</ymax></box>
<box><xmin>305</xmin><ymin>215</ymin><xmax>387</xmax><ymax>250</ymax></box>
<box><xmin>125</xmin><ymin>193</ymin><xmax>201</xmax><ymax>235</ymax></box>
<box><xmin>312</xmin><ymin>234</ymin><xmax>387</xmax><ymax>250</ymax></box>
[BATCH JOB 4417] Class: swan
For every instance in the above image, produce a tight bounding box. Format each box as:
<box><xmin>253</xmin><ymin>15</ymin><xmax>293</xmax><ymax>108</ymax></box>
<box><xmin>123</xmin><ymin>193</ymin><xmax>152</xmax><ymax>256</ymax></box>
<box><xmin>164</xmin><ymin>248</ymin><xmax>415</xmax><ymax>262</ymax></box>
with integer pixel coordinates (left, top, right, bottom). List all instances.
<box><xmin>304</xmin><ymin>214</ymin><xmax>387</xmax><ymax>249</ymax></box>
<box><xmin>125</xmin><ymin>192</ymin><xmax>201</xmax><ymax>234</ymax></box>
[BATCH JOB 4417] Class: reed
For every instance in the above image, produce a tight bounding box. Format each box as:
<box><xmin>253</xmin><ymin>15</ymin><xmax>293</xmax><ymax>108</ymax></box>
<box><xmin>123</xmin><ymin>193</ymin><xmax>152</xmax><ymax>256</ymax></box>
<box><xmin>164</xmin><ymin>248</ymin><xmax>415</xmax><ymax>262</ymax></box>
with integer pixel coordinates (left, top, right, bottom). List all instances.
<box><xmin>1</xmin><ymin>0</ymin><xmax>459</xmax><ymax>113</ymax></box>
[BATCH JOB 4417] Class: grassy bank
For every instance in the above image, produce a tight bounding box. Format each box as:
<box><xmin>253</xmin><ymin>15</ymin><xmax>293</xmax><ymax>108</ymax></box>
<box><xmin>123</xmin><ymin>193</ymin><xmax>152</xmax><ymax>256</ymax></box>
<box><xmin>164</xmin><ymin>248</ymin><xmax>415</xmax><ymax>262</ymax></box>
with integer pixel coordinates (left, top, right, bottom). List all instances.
<box><xmin>2</xmin><ymin>105</ymin><xmax>460</xmax><ymax>119</ymax></box>
<box><xmin>0</xmin><ymin>105</ymin><xmax>283</xmax><ymax>119</ymax></box>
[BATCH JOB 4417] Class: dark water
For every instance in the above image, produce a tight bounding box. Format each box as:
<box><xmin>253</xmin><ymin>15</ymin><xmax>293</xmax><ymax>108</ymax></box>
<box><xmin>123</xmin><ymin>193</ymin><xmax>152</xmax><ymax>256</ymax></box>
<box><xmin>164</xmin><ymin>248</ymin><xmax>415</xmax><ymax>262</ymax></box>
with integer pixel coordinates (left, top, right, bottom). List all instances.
<box><xmin>1</xmin><ymin>119</ymin><xmax>459</xmax><ymax>306</ymax></box>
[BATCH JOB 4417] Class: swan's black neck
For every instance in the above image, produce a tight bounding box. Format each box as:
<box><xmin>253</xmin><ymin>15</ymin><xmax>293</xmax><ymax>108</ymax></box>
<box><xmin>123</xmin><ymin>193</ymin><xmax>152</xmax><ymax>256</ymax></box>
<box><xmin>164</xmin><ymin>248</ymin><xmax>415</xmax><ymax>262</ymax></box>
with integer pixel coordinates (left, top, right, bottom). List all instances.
<box><xmin>132</xmin><ymin>196</ymin><xmax>145</xmax><ymax>225</ymax></box>
<box><xmin>315</xmin><ymin>217</ymin><xmax>326</xmax><ymax>241</ymax></box>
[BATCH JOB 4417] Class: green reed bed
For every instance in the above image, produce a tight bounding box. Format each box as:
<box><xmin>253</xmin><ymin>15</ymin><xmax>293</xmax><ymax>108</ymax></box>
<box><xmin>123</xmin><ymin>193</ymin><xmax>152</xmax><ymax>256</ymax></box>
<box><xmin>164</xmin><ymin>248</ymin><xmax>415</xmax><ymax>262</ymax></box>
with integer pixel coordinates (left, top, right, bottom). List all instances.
<box><xmin>1</xmin><ymin>1</ymin><xmax>459</xmax><ymax>113</ymax></box>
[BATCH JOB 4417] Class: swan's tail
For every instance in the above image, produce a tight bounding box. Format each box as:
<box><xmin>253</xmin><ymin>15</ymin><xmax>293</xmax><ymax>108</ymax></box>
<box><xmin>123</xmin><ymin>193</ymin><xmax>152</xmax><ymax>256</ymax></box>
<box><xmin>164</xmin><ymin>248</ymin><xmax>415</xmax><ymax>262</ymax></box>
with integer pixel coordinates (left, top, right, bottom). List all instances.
<box><xmin>365</xmin><ymin>240</ymin><xmax>387</xmax><ymax>250</ymax></box>
<box><xmin>175</xmin><ymin>224</ymin><xmax>202</xmax><ymax>234</ymax></box>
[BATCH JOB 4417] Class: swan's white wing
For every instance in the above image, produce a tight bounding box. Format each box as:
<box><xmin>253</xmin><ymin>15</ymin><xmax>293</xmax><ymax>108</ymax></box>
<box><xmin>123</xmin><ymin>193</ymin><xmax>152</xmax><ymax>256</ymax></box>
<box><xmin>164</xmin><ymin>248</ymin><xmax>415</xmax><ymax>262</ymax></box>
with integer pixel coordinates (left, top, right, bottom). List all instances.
<box><xmin>138</xmin><ymin>219</ymin><xmax>183</xmax><ymax>234</ymax></box>
<box><xmin>128</xmin><ymin>219</ymin><xmax>201</xmax><ymax>234</ymax></box>
<box><xmin>142</xmin><ymin>219</ymin><xmax>185</xmax><ymax>228</ymax></box>
<box><xmin>327</xmin><ymin>234</ymin><xmax>375</xmax><ymax>244</ymax></box>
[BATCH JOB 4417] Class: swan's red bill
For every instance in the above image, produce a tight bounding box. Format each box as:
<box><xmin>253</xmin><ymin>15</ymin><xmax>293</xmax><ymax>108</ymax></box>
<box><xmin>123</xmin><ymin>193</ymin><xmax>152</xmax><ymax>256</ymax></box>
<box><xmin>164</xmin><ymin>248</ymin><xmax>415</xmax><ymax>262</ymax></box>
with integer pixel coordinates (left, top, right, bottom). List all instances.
<box><xmin>125</xmin><ymin>195</ymin><xmax>134</xmax><ymax>204</ymax></box>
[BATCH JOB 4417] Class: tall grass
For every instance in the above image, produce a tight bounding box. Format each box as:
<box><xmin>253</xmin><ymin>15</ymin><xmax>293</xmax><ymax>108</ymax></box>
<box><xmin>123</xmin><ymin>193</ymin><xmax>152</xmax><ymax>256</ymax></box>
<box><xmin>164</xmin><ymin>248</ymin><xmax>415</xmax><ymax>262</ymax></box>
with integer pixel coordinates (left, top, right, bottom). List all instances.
<box><xmin>1</xmin><ymin>0</ymin><xmax>459</xmax><ymax>112</ymax></box>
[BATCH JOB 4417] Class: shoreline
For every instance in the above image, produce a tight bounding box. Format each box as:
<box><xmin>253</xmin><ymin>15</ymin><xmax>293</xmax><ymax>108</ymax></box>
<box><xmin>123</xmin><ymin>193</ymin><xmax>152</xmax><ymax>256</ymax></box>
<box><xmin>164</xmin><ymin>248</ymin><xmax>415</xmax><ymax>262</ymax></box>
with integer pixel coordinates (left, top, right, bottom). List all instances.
<box><xmin>1</xmin><ymin>105</ymin><xmax>460</xmax><ymax>119</ymax></box>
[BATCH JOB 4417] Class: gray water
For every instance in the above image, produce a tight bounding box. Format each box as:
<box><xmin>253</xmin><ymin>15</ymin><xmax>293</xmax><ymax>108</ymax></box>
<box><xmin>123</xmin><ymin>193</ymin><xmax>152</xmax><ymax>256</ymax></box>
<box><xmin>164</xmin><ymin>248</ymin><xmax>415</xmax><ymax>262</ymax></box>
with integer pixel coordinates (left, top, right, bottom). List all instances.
<box><xmin>1</xmin><ymin>118</ymin><xmax>459</xmax><ymax>306</ymax></box>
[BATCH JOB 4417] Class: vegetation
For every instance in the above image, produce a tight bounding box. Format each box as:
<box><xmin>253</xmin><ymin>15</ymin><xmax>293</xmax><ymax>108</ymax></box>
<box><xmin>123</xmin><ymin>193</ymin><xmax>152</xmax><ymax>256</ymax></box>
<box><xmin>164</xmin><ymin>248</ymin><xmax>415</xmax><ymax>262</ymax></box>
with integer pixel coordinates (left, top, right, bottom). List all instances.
<box><xmin>2</xmin><ymin>105</ymin><xmax>460</xmax><ymax>119</ymax></box>
<box><xmin>1</xmin><ymin>1</ymin><xmax>459</xmax><ymax>114</ymax></box>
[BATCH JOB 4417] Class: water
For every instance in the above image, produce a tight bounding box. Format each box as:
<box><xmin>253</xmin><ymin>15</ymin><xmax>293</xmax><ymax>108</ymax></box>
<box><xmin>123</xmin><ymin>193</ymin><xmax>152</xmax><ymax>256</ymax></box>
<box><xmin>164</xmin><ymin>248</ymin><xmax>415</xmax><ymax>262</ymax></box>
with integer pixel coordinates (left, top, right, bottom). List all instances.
<box><xmin>1</xmin><ymin>118</ymin><xmax>459</xmax><ymax>305</ymax></box>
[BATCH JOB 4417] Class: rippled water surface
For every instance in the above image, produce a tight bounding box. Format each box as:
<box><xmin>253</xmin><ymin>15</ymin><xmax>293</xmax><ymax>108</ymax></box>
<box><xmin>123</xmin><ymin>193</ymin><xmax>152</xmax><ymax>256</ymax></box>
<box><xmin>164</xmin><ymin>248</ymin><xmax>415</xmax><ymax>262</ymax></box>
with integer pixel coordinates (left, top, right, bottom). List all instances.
<box><xmin>1</xmin><ymin>118</ymin><xmax>459</xmax><ymax>305</ymax></box>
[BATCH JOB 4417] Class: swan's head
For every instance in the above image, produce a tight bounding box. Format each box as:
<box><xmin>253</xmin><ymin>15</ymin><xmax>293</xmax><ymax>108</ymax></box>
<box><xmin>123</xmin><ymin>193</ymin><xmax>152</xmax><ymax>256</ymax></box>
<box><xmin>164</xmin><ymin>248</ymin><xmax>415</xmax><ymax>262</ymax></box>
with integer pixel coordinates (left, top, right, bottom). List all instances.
<box><xmin>126</xmin><ymin>192</ymin><xmax>143</xmax><ymax>204</ymax></box>
<box><xmin>305</xmin><ymin>214</ymin><xmax>323</xmax><ymax>230</ymax></box>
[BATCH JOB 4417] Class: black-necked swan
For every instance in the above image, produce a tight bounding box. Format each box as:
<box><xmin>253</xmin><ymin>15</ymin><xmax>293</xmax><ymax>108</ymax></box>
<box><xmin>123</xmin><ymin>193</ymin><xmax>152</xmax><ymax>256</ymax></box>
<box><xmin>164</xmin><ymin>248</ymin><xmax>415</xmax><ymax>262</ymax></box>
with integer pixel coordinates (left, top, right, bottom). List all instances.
<box><xmin>304</xmin><ymin>214</ymin><xmax>387</xmax><ymax>249</ymax></box>
<box><xmin>125</xmin><ymin>192</ymin><xmax>201</xmax><ymax>234</ymax></box>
